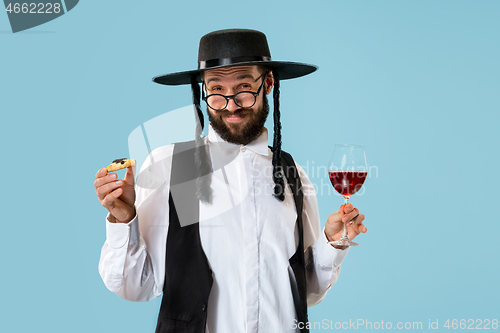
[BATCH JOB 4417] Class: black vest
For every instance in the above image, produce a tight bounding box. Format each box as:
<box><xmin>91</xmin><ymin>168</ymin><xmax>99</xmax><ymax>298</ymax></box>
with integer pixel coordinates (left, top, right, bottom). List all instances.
<box><xmin>155</xmin><ymin>141</ymin><xmax>309</xmax><ymax>332</ymax></box>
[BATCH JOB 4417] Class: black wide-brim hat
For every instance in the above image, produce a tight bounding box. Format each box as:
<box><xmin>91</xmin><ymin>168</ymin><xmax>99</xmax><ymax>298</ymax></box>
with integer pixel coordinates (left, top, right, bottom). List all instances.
<box><xmin>152</xmin><ymin>29</ymin><xmax>318</xmax><ymax>85</ymax></box>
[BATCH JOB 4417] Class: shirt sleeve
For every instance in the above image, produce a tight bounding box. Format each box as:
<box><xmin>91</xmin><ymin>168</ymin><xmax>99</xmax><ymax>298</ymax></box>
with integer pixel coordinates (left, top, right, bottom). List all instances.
<box><xmin>98</xmin><ymin>145</ymin><xmax>174</xmax><ymax>302</ymax></box>
<box><xmin>294</xmin><ymin>162</ymin><xmax>350</xmax><ymax>307</ymax></box>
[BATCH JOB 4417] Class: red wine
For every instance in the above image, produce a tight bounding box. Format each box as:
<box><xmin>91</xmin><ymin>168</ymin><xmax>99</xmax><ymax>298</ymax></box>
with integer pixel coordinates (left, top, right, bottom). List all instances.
<box><xmin>329</xmin><ymin>171</ymin><xmax>368</xmax><ymax>196</ymax></box>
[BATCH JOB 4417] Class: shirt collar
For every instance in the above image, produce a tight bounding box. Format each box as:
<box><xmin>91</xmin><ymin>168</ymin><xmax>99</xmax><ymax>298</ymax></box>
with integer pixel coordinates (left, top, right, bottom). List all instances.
<box><xmin>207</xmin><ymin>124</ymin><xmax>269</xmax><ymax>156</ymax></box>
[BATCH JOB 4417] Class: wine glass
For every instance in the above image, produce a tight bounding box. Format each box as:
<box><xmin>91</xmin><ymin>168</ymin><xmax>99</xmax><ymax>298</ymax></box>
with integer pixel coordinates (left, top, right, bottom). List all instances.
<box><xmin>328</xmin><ymin>144</ymin><xmax>368</xmax><ymax>247</ymax></box>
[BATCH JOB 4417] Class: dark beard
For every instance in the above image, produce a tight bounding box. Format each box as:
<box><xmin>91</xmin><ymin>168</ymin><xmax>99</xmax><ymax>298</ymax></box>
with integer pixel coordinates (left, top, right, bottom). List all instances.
<box><xmin>207</xmin><ymin>94</ymin><xmax>269</xmax><ymax>145</ymax></box>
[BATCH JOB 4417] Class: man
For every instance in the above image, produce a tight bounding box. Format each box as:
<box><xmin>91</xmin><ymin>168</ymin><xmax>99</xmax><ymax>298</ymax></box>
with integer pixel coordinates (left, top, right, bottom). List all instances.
<box><xmin>95</xmin><ymin>29</ymin><xmax>367</xmax><ymax>332</ymax></box>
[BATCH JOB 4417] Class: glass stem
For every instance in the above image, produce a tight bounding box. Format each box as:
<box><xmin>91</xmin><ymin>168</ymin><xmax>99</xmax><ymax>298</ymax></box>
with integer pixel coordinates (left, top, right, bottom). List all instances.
<box><xmin>343</xmin><ymin>196</ymin><xmax>350</xmax><ymax>240</ymax></box>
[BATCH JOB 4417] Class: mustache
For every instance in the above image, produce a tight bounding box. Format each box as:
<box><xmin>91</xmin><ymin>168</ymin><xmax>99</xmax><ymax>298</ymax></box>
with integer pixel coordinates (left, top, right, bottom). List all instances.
<box><xmin>215</xmin><ymin>108</ymin><xmax>253</xmax><ymax>116</ymax></box>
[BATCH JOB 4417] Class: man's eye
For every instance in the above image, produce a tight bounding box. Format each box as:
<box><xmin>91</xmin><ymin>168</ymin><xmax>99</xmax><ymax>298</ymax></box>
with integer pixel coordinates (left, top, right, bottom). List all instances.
<box><xmin>211</xmin><ymin>87</ymin><xmax>222</xmax><ymax>92</ymax></box>
<box><xmin>240</xmin><ymin>84</ymin><xmax>252</xmax><ymax>90</ymax></box>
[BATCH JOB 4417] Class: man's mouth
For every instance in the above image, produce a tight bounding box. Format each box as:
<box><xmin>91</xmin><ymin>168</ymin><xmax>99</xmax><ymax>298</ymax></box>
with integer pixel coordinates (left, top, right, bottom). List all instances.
<box><xmin>221</xmin><ymin>110</ymin><xmax>249</xmax><ymax>123</ymax></box>
<box><xmin>225</xmin><ymin>114</ymin><xmax>245</xmax><ymax>122</ymax></box>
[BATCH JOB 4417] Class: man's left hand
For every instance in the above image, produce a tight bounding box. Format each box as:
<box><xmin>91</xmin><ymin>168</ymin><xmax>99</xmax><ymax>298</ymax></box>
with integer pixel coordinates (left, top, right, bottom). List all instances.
<box><xmin>324</xmin><ymin>203</ymin><xmax>367</xmax><ymax>249</ymax></box>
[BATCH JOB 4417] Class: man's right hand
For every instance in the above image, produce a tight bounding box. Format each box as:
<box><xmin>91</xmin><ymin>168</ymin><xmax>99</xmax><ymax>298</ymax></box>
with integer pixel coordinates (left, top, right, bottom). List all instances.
<box><xmin>94</xmin><ymin>166</ymin><xmax>136</xmax><ymax>223</ymax></box>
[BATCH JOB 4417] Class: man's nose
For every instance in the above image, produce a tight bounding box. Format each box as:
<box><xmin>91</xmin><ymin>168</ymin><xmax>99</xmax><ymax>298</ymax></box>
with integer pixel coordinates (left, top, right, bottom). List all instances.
<box><xmin>226</xmin><ymin>97</ymin><xmax>239</xmax><ymax>112</ymax></box>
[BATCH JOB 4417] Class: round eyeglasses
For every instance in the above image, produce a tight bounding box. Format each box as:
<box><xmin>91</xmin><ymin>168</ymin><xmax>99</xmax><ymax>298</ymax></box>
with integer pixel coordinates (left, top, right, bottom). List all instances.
<box><xmin>202</xmin><ymin>71</ymin><xmax>268</xmax><ymax>111</ymax></box>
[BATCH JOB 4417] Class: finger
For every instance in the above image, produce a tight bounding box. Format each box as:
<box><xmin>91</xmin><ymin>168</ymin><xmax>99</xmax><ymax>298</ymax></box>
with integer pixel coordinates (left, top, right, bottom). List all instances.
<box><xmin>94</xmin><ymin>172</ymin><xmax>117</xmax><ymax>189</ymax></box>
<box><xmin>344</xmin><ymin>203</ymin><xmax>354</xmax><ymax>214</ymax></box>
<box><xmin>101</xmin><ymin>187</ymin><xmax>123</xmax><ymax>209</ymax></box>
<box><xmin>353</xmin><ymin>221</ymin><xmax>367</xmax><ymax>234</ymax></box>
<box><xmin>339</xmin><ymin>203</ymin><xmax>350</xmax><ymax>216</ymax></box>
<box><xmin>124</xmin><ymin>164</ymin><xmax>135</xmax><ymax>185</ymax></box>
<box><xmin>95</xmin><ymin>168</ymin><xmax>108</xmax><ymax>179</ymax></box>
<box><xmin>348</xmin><ymin>221</ymin><xmax>367</xmax><ymax>240</ymax></box>
<box><xmin>348</xmin><ymin>213</ymin><xmax>365</xmax><ymax>225</ymax></box>
<box><xmin>96</xmin><ymin>179</ymin><xmax>123</xmax><ymax>201</ymax></box>
<box><xmin>342</xmin><ymin>208</ymin><xmax>359</xmax><ymax>223</ymax></box>
<box><xmin>348</xmin><ymin>226</ymin><xmax>360</xmax><ymax>240</ymax></box>
<box><xmin>351</xmin><ymin>215</ymin><xmax>367</xmax><ymax>233</ymax></box>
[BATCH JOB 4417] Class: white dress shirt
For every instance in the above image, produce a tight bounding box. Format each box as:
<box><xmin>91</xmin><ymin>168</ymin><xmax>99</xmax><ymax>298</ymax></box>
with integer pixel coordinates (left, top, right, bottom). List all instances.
<box><xmin>99</xmin><ymin>125</ymin><xmax>349</xmax><ymax>332</ymax></box>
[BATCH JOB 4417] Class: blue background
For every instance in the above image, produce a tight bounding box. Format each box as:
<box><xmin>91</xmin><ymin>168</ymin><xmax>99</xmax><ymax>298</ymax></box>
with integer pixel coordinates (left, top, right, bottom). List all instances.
<box><xmin>1</xmin><ymin>0</ymin><xmax>499</xmax><ymax>332</ymax></box>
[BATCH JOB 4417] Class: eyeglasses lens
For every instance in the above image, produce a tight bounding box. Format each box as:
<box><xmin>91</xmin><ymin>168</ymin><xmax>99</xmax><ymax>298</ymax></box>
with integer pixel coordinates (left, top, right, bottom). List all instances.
<box><xmin>207</xmin><ymin>92</ymin><xmax>255</xmax><ymax>110</ymax></box>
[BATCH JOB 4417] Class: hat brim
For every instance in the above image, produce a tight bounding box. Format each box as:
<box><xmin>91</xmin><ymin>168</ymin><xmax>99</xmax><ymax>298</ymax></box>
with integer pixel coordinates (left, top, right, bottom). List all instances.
<box><xmin>152</xmin><ymin>61</ymin><xmax>318</xmax><ymax>86</ymax></box>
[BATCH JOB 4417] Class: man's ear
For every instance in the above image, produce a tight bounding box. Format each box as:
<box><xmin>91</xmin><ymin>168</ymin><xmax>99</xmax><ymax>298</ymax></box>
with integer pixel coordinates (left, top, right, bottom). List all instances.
<box><xmin>265</xmin><ymin>70</ymin><xmax>275</xmax><ymax>95</ymax></box>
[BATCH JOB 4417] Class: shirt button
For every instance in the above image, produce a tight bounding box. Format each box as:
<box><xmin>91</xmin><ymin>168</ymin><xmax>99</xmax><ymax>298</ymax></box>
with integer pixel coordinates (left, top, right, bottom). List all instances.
<box><xmin>240</xmin><ymin>147</ymin><xmax>246</xmax><ymax>153</ymax></box>
<box><xmin>201</xmin><ymin>304</ymin><xmax>207</xmax><ymax>312</ymax></box>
